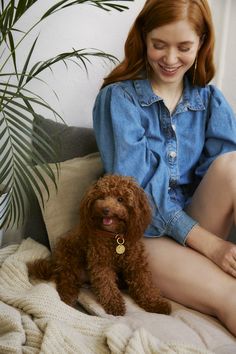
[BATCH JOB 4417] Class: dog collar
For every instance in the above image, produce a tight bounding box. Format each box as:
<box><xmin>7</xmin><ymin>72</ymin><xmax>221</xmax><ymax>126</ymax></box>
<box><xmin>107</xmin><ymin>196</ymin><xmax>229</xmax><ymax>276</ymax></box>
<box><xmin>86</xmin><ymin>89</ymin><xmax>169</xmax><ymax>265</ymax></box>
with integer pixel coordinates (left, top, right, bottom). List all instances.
<box><xmin>115</xmin><ymin>234</ymin><xmax>125</xmax><ymax>255</ymax></box>
<box><xmin>94</xmin><ymin>230</ymin><xmax>126</xmax><ymax>255</ymax></box>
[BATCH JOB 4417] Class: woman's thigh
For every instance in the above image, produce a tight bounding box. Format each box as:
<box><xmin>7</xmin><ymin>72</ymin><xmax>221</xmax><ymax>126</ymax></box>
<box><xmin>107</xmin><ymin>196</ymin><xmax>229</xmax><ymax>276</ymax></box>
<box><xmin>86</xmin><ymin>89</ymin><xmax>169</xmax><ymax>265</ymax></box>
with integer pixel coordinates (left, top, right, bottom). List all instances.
<box><xmin>143</xmin><ymin>236</ymin><xmax>236</xmax><ymax>318</ymax></box>
<box><xmin>186</xmin><ymin>153</ymin><xmax>236</xmax><ymax>238</ymax></box>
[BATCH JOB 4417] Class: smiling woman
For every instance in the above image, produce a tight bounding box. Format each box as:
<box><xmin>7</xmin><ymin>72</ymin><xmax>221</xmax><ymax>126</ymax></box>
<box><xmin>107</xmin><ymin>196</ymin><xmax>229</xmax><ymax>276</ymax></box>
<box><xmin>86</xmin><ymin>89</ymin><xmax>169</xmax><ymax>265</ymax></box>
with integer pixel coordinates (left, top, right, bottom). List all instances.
<box><xmin>93</xmin><ymin>0</ymin><xmax>236</xmax><ymax>336</ymax></box>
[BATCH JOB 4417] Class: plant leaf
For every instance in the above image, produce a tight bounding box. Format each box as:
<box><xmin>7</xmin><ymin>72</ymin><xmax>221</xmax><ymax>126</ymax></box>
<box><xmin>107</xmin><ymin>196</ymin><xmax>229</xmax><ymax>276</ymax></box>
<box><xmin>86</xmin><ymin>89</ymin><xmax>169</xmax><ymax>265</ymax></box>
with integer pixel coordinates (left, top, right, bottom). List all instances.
<box><xmin>18</xmin><ymin>36</ymin><xmax>38</xmax><ymax>87</ymax></box>
<box><xmin>26</xmin><ymin>49</ymin><xmax>118</xmax><ymax>83</ymax></box>
<box><xmin>41</xmin><ymin>0</ymin><xmax>133</xmax><ymax>20</ymax></box>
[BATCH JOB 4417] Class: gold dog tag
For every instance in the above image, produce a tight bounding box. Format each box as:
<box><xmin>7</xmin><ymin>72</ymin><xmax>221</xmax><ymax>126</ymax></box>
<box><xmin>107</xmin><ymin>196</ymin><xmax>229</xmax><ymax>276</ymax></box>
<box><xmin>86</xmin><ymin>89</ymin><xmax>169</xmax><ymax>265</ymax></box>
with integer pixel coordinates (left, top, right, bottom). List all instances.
<box><xmin>116</xmin><ymin>244</ymin><xmax>126</xmax><ymax>254</ymax></box>
<box><xmin>115</xmin><ymin>234</ymin><xmax>125</xmax><ymax>255</ymax></box>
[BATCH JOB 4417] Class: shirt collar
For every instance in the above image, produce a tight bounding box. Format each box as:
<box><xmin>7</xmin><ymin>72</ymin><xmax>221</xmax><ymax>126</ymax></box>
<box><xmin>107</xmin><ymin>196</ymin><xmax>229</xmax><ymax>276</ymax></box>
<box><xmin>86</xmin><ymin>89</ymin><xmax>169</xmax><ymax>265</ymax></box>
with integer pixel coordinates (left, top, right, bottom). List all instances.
<box><xmin>134</xmin><ymin>76</ymin><xmax>205</xmax><ymax>111</ymax></box>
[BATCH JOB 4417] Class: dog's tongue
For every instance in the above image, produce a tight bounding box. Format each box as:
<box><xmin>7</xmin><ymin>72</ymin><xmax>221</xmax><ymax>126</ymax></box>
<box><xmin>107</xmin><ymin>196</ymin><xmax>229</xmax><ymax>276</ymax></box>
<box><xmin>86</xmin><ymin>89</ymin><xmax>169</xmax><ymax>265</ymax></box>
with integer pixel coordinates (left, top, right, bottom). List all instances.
<box><xmin>103</xmin><ymin>217</ymin><xmax>113</xmax><ymax>226</ymax></box>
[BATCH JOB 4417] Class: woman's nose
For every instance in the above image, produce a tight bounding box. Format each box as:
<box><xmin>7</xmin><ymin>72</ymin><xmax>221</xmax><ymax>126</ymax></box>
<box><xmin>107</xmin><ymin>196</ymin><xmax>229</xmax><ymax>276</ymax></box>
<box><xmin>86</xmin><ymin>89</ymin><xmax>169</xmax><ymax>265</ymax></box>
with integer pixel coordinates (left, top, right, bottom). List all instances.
<box><xmin>163</xmin><ymin>48</ymin><xmax>178</xmax><ymax>65</ymax></box>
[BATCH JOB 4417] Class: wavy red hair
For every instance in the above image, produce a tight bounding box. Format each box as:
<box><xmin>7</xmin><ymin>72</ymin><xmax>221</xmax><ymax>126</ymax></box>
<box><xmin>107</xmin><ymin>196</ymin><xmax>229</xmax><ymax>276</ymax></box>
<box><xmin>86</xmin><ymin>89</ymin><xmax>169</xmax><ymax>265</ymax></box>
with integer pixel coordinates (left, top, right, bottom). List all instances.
<box><xmin>102</xmin><ymin>0</ymin><xmax>215</xmax><ymax>88</ymax></box>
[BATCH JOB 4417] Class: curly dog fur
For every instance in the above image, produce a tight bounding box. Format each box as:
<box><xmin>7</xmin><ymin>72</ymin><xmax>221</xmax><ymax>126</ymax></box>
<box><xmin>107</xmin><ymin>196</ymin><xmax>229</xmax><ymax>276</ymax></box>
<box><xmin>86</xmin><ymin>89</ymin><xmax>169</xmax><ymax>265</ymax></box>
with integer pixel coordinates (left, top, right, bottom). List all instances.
<box><xmin>28</xmin><ymin>175</ymin><xmax>171</xmax><ymax>316</ymax></box>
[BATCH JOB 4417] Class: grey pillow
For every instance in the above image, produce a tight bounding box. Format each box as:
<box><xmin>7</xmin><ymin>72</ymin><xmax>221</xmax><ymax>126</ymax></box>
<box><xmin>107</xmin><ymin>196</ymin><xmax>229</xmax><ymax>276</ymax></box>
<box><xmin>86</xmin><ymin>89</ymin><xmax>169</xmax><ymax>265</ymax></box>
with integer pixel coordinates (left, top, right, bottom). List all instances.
<box><xmin>32</xmin><ymin>115</ymin><xmax>98</xmax><ymax>163</ymax></box>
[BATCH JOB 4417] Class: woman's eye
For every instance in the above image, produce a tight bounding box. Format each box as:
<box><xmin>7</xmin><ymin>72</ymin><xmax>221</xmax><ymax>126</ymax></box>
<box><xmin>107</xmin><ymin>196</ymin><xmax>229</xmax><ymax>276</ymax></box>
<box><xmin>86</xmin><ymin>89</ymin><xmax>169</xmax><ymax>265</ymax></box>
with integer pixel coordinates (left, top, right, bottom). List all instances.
<box><xmin>153</xmin><ymin>44</ymin><xmax>165</xmax><ymax>50</ymax></box>
<box><xmin>179</xmin><ymin>47</ymin><xmax>190</xmax><ymax>52</ymax></box>
<box><xmin>117</xmin><ymin>197</ymin><xmax>123</xmax><ymax>202</ymax></box>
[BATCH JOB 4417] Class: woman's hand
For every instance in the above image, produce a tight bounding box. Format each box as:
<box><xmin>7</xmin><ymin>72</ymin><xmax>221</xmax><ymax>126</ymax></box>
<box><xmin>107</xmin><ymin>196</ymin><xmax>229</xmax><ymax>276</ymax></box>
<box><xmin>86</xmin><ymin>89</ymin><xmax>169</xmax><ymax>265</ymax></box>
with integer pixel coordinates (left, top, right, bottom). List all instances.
<box><xmin>209</xmin><ymin>238</ymin><xmax>236</xmax><ymax>277</ymax></box>
<box><xmin>186</xmin><ymin>224</ymin><xmax>236</xmax><ymax>278</ymax></box>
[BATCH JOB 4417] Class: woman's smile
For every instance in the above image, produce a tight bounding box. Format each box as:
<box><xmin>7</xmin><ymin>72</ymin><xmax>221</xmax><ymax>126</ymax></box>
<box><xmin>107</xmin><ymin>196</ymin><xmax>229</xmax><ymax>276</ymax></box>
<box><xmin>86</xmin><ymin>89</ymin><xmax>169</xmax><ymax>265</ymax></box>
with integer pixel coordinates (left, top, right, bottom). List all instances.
<box><xmin>158</xmin><ymin>63</ymin><xmax>183</xmax><ymax>76</ymax></box>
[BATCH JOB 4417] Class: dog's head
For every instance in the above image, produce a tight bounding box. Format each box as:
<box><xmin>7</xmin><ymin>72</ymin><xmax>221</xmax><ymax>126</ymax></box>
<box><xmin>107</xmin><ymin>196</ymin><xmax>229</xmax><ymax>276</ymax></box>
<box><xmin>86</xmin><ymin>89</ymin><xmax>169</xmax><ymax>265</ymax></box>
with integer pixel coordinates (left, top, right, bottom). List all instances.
<box><xmin>79</xmin><ymin>174</ymin><xmax>152</xmax><ymax>241</ymax></box>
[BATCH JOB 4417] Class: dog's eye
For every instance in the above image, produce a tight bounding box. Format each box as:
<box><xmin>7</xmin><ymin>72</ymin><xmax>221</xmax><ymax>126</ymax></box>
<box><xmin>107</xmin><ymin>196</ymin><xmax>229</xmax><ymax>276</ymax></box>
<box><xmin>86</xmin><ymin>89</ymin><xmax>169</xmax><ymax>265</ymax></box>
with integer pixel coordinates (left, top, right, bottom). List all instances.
<box><xmin>117</xmin><ymin>197</ymin><xmax>123</xmax><ymax>203</ymax></box>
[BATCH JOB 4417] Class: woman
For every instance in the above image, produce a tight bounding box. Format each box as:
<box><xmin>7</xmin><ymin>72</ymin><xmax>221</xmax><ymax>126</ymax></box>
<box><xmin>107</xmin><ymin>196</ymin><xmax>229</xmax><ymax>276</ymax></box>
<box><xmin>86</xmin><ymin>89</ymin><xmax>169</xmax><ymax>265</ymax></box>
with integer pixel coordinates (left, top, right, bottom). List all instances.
<box><xmin>93</xmin><ymin>0</ymin><xmax>236</xmax><ymax>335</ymax></box>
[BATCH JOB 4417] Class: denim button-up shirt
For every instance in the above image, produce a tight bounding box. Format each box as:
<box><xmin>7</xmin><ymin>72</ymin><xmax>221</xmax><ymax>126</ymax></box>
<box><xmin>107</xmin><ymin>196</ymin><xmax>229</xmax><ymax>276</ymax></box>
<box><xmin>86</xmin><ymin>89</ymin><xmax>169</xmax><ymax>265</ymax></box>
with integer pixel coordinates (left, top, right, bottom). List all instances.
<box><xmin>93</xmin><ymin>77</ymin><xmax>236</xmax><ymax>244</ymax></box>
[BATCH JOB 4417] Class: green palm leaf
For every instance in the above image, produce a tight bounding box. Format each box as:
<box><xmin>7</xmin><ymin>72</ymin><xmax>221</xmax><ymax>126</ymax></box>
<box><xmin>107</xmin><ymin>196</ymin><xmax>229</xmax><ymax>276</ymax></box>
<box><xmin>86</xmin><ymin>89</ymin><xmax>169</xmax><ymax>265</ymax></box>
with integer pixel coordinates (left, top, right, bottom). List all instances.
<box><xmin>41</xmin><ymin>0</ymin><xmax>132</xmax><ymax>19</ymax></box>
<box><xmin>26</xmin><ymin>49</ymin><xmax>118</xmax><ymax>83</ymax></box>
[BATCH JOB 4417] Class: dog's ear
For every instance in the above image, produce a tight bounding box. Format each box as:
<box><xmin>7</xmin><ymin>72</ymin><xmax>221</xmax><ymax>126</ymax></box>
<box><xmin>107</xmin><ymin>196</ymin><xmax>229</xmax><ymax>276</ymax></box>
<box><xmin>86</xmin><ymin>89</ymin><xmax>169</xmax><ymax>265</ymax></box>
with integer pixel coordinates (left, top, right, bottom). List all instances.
<box><xmin>79</xmin><ymin>184</ymin><xmax>97</xmax><ymax>231</ymax></box>
<box><xmin>139</xmin><ymin>188</ymin><xmax>152</xmax><ymax>224</ymax></box>
<box><xmin>126</xmin><ymin>182</ymin><xmax>152</xmax><ymax>241</ymax></box>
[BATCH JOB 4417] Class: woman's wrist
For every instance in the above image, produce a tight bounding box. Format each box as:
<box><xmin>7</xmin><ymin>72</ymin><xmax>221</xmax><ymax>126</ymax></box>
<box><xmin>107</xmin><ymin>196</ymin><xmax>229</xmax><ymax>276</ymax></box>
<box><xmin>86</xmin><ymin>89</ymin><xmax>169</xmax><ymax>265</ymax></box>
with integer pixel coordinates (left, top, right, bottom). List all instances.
<box><xmin>185</xmin><ymin>224</ymin><xmax>223</xmax><ymax>260</ymax></box>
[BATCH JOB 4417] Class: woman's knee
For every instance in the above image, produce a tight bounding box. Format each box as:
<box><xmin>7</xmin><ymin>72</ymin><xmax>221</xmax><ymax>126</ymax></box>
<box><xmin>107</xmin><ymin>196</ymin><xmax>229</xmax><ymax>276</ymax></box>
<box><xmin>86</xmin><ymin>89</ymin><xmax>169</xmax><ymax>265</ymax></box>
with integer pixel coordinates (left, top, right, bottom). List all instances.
<box><xmin>211</xmin><ymin>152</ymin><xmax>236</xmax><ymax>175</ymax></box>
<box><xmin>215</xmin><ymin>284</ymin><xmax>236</xmax><ymax>332</ymax></box>
<box><xmin>208</xmin><ymin>152</ymin><xmax>236</xmax><ymax>191</ymax></box>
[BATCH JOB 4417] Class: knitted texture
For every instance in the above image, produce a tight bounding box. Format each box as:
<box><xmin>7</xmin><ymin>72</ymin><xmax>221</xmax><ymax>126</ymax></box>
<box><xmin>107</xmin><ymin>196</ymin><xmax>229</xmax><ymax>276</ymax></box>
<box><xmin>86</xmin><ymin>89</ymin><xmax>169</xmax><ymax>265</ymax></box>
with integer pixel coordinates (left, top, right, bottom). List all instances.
<box><xmin>0</xmin><ymin>239</ymin><xmax>214</xmax><ymax>354</ymax></box>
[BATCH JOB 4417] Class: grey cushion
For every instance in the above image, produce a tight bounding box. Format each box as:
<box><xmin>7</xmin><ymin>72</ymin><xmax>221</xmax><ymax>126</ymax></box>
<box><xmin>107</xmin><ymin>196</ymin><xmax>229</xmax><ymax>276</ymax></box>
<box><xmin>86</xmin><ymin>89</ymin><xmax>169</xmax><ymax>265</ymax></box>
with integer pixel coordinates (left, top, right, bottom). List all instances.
<box><xmin>24</xmin><ymin>116</ymin><xmax>98</xmax><ymax>248</ymax></box>
<box><xmin>32</xmin><ymin>115</ymin><xmax>98</xmax><ymax>163</ymax></box>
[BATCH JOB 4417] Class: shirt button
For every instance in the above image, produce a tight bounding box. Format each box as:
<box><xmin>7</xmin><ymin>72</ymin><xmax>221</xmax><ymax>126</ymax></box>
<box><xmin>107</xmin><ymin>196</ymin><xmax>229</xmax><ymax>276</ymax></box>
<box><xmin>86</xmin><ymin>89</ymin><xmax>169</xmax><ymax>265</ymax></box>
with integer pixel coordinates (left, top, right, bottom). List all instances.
<box><xmin>169</xmin><ymin>151</ymin><xmax>177</xmax><ymax>158</ymax></box>
<box><xmin>169</xmin><ymin>179</ymin><xmax>177</xmax><ymax>188</ymax></box>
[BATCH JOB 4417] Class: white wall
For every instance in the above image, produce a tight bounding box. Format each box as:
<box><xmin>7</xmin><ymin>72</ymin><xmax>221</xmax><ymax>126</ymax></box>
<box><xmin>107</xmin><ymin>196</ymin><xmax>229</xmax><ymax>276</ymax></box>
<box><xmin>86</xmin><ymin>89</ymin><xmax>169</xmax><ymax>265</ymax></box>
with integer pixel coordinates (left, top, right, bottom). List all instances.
<box><xmin>15</xmin><ymin>0</ymin><xmax>145</xmax><ymax>127</ymax></box>
<box><xmin>15</xmin><ymin>0</ymin><xmax>236</xmax><ymax>127</ymax></box>
<box><xmin>214</xmin><ymin>0</ymin><xmax>236</xmax><ymax>110</ymax></box>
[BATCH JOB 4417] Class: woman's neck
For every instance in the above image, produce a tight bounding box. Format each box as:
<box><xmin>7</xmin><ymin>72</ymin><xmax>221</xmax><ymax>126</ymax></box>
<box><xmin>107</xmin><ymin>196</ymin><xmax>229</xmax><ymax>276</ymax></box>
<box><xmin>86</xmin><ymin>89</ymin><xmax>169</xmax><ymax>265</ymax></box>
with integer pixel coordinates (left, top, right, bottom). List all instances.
<box><xmin>151</xmin><ymin>79</ymin><xmax>183</xmax><ymax>114</ymax></box>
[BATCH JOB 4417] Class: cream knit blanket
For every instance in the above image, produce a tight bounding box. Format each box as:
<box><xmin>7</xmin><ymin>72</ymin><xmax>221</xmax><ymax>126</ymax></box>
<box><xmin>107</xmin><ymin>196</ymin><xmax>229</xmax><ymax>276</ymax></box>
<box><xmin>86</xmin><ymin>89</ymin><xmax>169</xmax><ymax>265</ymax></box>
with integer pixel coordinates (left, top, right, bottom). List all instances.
<box><xmin>0</xmin><ymin>238</ymin><xmax>214</xmax><ymax>354</ymax></box>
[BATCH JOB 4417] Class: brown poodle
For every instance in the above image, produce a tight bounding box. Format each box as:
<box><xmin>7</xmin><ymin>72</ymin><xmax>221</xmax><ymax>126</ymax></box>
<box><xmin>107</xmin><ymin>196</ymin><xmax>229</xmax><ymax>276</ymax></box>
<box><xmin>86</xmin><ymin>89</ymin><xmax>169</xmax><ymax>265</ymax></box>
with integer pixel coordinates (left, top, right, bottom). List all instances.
<box><xmin>28</xmin><ymin>174</ymin><xmax>171</xmax><ymax>316</ymax></box>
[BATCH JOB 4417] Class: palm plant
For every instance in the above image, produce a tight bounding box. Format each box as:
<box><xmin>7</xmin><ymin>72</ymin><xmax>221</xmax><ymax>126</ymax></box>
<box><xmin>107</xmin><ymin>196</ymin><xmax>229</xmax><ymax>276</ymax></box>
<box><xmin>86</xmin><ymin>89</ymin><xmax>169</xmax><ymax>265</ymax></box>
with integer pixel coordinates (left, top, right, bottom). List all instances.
<box><xmin>0</xmin><ymin>0</ymin><xmax>133</xmax><ymax>229</ymax></box>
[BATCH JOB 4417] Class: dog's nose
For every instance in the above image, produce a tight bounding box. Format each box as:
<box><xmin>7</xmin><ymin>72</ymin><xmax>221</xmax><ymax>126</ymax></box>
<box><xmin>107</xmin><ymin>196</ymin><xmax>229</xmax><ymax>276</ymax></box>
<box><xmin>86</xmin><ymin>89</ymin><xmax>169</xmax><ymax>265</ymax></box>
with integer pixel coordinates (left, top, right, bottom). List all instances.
<box><xmin>103</xmin><ymin>207</ymin><xmax>110</xmax><ymax>215</ymax></box>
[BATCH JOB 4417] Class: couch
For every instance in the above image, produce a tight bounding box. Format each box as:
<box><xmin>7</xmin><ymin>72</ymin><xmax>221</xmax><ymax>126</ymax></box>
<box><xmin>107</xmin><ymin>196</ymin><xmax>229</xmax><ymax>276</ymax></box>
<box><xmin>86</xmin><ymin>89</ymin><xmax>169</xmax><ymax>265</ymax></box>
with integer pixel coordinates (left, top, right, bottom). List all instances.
<box><xmin>0</xmin><ymin>115</ymin><xmax>236</xmax><ymax>354</ymax></box>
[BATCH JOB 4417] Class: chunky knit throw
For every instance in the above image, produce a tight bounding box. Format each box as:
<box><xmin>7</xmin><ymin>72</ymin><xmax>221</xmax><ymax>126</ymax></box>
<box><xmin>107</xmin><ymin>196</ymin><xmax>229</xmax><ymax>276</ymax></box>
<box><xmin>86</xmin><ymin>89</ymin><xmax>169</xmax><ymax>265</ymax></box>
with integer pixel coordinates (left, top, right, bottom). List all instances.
<box><xmin>0</xmin><ymin>238</ymin><xmax>216</xmax><ymax>353</ymax></box>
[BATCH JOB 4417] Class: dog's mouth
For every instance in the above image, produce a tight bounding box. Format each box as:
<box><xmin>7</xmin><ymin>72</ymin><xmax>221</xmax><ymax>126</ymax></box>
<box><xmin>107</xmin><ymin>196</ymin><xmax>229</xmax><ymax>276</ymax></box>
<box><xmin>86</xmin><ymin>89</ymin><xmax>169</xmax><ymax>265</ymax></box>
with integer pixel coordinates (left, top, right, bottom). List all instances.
<box><xmin>99</xmin><ymin>215</ymin><xmax>126</xmax><ymax>233</ymax></box>
<box><xmin>102</xmin><ymin>217</ymin><xmax>113</xmax><ymax>226</ymax></box>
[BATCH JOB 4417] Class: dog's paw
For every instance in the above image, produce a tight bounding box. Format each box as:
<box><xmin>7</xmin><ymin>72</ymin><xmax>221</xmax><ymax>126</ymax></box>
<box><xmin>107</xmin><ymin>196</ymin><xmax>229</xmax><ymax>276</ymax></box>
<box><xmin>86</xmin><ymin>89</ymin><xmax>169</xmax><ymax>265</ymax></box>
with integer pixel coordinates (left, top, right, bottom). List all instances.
<box><xmin>156</xmin><ymin>298</ymin><xmax>172</xmax><ymax>315</ymax></box>
<box><xmin>59</xmin><ymin>293</ymin><xmax>77</xmax><ymax>307</ymax></box>
<box><xmin>57</xmin><ymin>287</ymin><xmax>79</xmax><ymax>307</ymax></box>
<box><xmin>103</xmin><ymin>300</ymin><xmax>126</xmax><ymax>316</ymax></box>
<box><xmin>147</xmin><ymin>297</ymin><xmax>172</xmax><ymax>315</ymax></box>
<box><xmin>136</xmin><ymin>296</ymin><xmax>171</xmax><ymax>315</ymax></box>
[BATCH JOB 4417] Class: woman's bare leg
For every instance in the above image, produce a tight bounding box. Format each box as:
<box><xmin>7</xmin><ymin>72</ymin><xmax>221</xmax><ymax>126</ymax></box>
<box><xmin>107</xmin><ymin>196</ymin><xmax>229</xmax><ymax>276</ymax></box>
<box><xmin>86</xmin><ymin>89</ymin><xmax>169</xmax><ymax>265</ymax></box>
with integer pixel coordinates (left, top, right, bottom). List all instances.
<box><xmin>144</xmin><ymin>152</ymin><xmax>236</xmax><ymax>336</ymax></box>
<box><xmin>144</xmin><ymin>236</ymin><xmax>236</xmax><ymax>336</ymax></box>
<box><xmin>186</xmin><ymin>152</ymin><xmax>236</xmax><ymax>238</ymax></box>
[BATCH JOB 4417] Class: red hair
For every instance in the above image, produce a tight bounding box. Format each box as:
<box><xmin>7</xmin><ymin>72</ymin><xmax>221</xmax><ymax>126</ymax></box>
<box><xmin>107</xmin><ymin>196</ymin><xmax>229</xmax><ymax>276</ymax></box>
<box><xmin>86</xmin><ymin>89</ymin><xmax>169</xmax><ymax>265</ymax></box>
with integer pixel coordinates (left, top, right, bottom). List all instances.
<box><xmin>102</xmin><ymin>0</ymin><xmax>215</xmax><ymax>88</ymax></box>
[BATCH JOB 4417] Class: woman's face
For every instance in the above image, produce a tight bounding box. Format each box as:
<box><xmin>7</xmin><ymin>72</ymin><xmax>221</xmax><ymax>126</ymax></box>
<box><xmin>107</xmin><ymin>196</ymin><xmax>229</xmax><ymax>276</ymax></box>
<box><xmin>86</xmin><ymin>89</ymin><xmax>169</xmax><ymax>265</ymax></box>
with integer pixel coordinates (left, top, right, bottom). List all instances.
<box><xmin>146</xmin><ymin>20</ymin><xmax>201</xmax><ymax>85</ymax></box>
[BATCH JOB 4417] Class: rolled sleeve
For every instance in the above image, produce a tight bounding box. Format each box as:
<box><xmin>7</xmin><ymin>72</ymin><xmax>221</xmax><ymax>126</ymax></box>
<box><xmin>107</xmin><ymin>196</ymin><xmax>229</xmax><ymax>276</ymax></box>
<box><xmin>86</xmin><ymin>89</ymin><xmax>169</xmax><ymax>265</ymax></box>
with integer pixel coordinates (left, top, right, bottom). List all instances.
<box><xmin>165</xmin><ymin>210</ymin><xmax>198</xmax><ymax>245</ymax></box>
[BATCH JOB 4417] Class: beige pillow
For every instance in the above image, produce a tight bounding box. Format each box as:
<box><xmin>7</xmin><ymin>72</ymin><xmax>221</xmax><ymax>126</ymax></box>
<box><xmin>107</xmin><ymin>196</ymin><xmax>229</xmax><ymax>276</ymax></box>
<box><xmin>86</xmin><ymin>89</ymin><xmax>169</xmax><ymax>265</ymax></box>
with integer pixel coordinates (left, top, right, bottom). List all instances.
<box><xmin>36</xmin><ymin>153</ymin><xmax>103</xmax><ymax>249</ymax></box>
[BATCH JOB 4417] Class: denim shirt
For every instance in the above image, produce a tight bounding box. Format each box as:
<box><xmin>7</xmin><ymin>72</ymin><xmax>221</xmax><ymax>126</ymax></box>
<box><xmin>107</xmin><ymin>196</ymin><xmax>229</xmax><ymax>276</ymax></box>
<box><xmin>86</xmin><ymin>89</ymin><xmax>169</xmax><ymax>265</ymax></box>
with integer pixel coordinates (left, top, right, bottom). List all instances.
<box><xmin>92</xmin><ymin>77</ymin><xmax>236</xmax><ymax>244</ymax></box>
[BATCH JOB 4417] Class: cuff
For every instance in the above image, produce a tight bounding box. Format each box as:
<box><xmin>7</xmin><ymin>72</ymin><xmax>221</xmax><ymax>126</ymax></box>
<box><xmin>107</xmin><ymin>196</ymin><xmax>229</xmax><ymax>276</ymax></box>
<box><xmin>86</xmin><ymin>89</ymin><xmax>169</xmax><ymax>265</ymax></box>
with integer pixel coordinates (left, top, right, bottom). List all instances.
<box><xmin>165</xmin><ymin>210</ymin><xmax>198</xmax><ymax>245</ymax></box>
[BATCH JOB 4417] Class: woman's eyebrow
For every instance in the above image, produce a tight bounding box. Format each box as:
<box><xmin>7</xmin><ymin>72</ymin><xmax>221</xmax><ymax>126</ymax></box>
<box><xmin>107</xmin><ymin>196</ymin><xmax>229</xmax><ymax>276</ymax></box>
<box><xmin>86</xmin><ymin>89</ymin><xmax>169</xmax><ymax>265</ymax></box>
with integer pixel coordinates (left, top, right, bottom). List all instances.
<box><xmin>151</xmin><ymin>38</ymin><xmax>194</xmax><ymax>45</ymax></box>
<box><xmin>178</xmin><ymin>41</ymin><xmax>195</xmax><ymax>45</ymax></box>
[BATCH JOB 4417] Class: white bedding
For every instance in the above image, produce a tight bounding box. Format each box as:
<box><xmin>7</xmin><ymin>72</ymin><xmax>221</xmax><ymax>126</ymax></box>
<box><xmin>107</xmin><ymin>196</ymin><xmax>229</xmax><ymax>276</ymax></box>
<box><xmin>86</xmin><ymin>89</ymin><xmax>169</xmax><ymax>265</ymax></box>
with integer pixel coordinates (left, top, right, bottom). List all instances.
<box><xmin>0</xmin><ymin>238</ymin><xmax>235</xmax><ymax>354</ymax></box>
